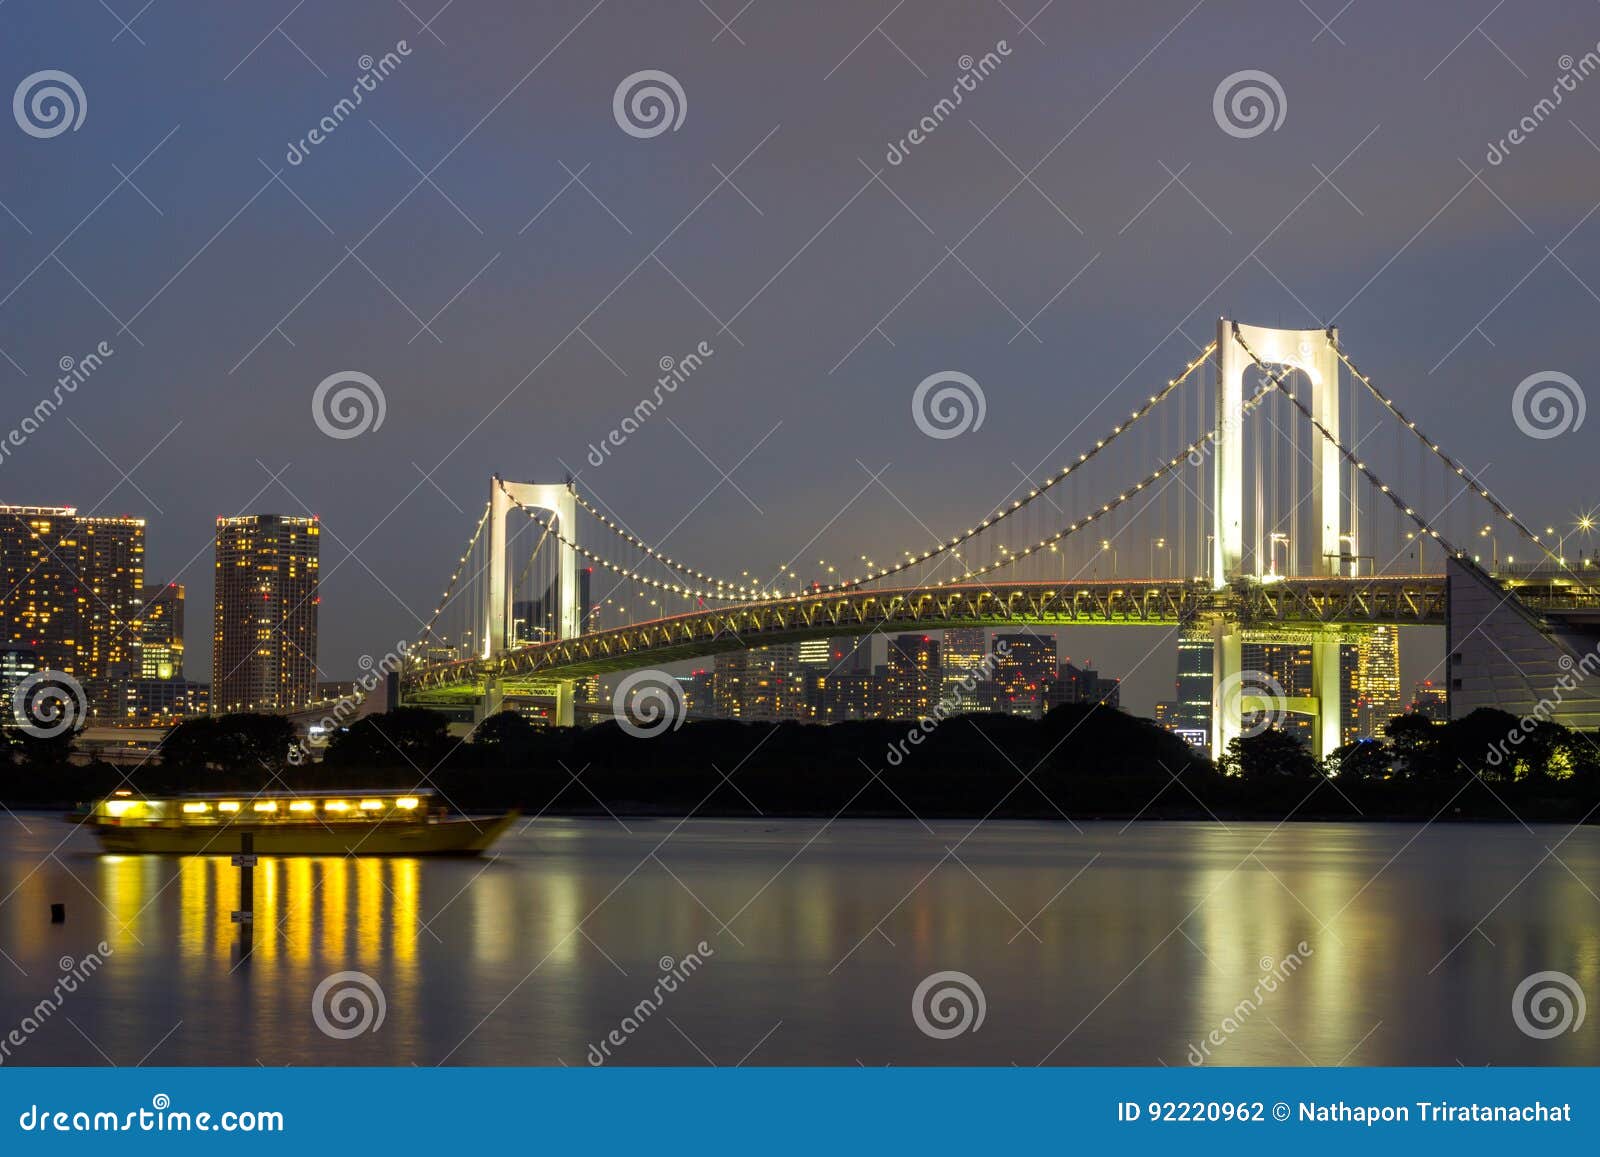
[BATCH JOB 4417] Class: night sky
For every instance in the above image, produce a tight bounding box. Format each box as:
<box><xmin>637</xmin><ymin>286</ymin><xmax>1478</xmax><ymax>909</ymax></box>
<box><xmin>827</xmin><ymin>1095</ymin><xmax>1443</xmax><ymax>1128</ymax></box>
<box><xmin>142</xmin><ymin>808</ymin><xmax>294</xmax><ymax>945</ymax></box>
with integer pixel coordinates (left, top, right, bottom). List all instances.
<box><xmin>3</xmin><ymin>0</ymin><xmax>1599</xmax><ymax>712</ymax></box>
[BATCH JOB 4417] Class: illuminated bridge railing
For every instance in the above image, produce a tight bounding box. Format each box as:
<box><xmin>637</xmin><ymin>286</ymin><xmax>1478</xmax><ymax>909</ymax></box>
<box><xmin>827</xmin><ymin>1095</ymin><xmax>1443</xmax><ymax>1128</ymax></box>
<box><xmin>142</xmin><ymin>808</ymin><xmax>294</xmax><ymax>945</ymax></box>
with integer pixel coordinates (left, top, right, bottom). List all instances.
<box><xmin>401</xmin><ymin>576</ymin><xmax>1452</xmax><ymax>693</ymax></box>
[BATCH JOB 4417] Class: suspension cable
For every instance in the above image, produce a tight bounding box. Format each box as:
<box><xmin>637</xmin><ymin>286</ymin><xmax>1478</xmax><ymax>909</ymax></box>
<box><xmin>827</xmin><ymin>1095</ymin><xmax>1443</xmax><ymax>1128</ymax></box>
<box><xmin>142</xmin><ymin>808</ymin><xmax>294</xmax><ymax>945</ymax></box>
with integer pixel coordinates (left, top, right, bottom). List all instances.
<box><xmin>828</xmin><ymin>343</ymin><xmax>1218</xmax><ymax>591</ymax></box>
<box><xmin>932</xmin><ymin>369</ymin><xmax>1285</xmax><ymax>585</ymax></box>
<box><xmin>496</xmin><ymin>480</ymin><xmax>760</xmax><ymax>602</ymax></box>
<box><xmin>569</xmin><ymin>486</ymin><xmax>782</xmax><ymax>597</ymax></box>
<box><xmin>1330</xmin><ymin>336</ymin><xmax>1566</xmax><ymax>572</ymax></box>
<box><xmin>1234</xmin><ymin>327</ymin><xmax>1472</xmax><ymax>567</ymax></box>
<box><xmin>412</xmin><ymin>501</ymin><xmax>491</xmax><ymax>653</ymax></box>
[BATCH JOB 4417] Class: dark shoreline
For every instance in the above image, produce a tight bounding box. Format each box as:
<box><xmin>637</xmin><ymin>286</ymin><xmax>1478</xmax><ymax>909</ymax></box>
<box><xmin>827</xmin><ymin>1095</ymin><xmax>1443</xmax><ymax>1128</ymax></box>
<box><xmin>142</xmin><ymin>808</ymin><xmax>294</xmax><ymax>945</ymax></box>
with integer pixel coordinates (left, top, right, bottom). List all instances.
<box><xmin>8</xmin><ymin>701</ymin><xmax>1598</xmax><ymax>826</ymax></box>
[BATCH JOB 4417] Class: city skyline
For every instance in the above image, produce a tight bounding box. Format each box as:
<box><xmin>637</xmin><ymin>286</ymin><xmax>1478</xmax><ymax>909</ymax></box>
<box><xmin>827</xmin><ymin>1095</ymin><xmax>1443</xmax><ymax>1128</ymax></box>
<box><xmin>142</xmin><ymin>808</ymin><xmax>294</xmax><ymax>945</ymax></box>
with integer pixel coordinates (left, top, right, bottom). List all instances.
<box><xmin>5</xmin><ymin>2</ymin><xmax>1600</xmax><ymax>718</ymax></box>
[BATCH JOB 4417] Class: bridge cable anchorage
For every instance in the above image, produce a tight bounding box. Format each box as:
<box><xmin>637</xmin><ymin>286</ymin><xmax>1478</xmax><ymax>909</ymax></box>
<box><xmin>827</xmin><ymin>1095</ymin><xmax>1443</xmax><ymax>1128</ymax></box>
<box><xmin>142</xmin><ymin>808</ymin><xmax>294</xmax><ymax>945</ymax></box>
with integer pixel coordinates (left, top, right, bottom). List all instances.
<box><xmin>568</xmin><ymin>485</ymin><xmax>791</xmax><ymax>598</ymax></box>
<box><xmin>1232</xmin><ymin>326</ymin><xmax>1479</xmax><ymax>572</ymax></box>
<box><xmin>930</xmin><ymin>366</ymin><xmax>1287</xmax><ymax>584</ymax></box>
<box><xmin>1329</xmin><ymin>336</ymin><xmax>1574</xmax><ymax>577</ymax></box>
<box><xmin>827</xmin><ymin>342</ymin><xmax>1219</xmax><ymax>592</ymax></box>
<box><xmin>411</xmin><ymin>500</ymin><xmax>492</xmax><ymax>655</ymax></box>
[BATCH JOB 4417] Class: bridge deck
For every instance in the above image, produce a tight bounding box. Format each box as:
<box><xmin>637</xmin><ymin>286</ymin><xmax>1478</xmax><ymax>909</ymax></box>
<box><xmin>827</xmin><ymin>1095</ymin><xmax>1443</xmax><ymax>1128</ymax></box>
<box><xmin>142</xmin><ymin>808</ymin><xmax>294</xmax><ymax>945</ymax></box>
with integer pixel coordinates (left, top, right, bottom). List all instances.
<box><xmin>403</xmin><ymin>575</ymin><xmax>1463</xmax><ymax>695</ymax></box>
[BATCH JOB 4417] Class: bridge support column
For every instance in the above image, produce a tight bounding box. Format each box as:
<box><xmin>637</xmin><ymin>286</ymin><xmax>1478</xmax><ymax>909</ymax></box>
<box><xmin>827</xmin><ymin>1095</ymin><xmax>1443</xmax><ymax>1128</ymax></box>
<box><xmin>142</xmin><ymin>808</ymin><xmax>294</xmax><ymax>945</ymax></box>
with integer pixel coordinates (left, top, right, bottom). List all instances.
<box><xmin>553</xmin><ymin>680</ymin><xmax>574</xmax><ymax>728</ymax></box>
<box><xmin>479</xmin><ymin>678</ymin><xmax>504</xmax><ymax>725</ymax></box>
<box><xmin>1310</xmin><ymin>633</ymin><xmax>1342</xmax><ymax>761</ymax></box>
<box><xmin>1211</xmin><ymin>618</ymin><xmax>1243</xmax><ymax>758</ymax></box>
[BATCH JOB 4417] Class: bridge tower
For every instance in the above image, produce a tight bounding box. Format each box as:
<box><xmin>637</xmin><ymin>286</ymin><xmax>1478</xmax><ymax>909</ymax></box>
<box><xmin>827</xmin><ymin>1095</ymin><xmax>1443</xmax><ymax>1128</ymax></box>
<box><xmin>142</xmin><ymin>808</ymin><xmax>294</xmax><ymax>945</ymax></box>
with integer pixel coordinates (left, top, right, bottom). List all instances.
<box><xmin>1211</xmin><ymin>320</ymin><xmax>1347</xmax><ymax>761</ymax></box>
<box><xmin>485</xmin><ymin>475</ymin><xmax>578</xmax><ymax>726</ymax></box>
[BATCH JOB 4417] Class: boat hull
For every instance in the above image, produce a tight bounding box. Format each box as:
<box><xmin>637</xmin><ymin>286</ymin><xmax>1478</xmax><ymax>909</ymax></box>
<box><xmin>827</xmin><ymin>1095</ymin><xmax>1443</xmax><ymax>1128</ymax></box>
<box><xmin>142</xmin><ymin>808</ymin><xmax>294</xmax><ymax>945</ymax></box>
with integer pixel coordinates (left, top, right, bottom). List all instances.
<box><xmin>81</xmin><ymin>812</ymin><xmax>519</xmax><ymax>856</ymax></box>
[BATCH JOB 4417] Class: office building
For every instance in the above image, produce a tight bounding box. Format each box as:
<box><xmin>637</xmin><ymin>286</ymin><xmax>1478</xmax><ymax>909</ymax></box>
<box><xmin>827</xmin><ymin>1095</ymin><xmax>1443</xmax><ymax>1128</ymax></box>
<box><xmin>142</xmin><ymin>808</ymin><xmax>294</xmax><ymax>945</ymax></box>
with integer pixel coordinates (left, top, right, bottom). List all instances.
<box><xmin>123</xmin><ymin>677</ymin><xmax>208</xmax><ymax>724</ymax></box>
<box><xmin>1</xmin><ymin>647</ymin><xmax>41</xmax><ymax>711</ymax></box>
<box><xmin>1411</xmin><ymin>679</ymin><xmax>1448</xmax><ymax>721</ymax></box>
<box><xmin>1045</xmin><ymin>661</ymin><xmax>1121</xmax><ymax>711</ymax></box>
<box><xmin>140</xmin><ymin>582</ymin><xmax>184</xmax><ymax>679</ymax></box>
<box><xmin>942</xmin><ymin>628</ymin><xmax>989</xmax><ymax>695</ymax></box>
<box><xmin>993</xmin><ymin>632</ymin><xmax>1057</xmax><ymax>717</ymax></box>
<box><xmin>1354</xmin><ymin>626</ymin><xmax>1402</xmax><ymax>738</ymax></box>
<box><xmin>212</xmin><ymin>514</ymin><xmax>320</xmax><ymax>713</ymax></box>
<box><xmin>1174</xmin><ymin>633</ymin><xmax>1213</xmax><ymax>746</ymax></box>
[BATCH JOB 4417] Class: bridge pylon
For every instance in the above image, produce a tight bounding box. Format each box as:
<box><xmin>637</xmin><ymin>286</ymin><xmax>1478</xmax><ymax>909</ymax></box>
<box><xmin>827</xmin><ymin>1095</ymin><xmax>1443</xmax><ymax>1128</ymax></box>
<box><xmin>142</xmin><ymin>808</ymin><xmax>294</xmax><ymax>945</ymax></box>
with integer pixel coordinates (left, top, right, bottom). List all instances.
<box><xmin>1211</xmin><ymin>320</ymin><xmax>1348</xmax><ymax>762</ymax></box>
<box><xmin>486</xmin><ymin>475</ymin><xmax>578</xmax><ymax>726</ymax></box>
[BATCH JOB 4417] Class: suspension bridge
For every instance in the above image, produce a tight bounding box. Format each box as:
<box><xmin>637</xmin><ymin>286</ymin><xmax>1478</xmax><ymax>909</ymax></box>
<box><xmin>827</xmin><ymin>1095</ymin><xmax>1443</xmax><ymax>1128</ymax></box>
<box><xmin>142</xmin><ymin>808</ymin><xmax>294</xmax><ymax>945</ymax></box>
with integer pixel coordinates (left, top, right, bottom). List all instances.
<box><xmin>395</xmin><ymin>319</ymin><xmax>1600</xmax><ymax>758</ymax></box>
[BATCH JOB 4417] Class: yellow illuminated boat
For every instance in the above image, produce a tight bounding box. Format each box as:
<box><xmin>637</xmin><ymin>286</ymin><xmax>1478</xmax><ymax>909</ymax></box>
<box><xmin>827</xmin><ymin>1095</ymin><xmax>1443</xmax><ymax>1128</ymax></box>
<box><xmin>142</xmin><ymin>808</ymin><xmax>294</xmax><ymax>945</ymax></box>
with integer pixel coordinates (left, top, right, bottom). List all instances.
<box><xmin>72</xmin><ymin>789</ymin><xmax>518</xmax><ymax>855</ymax></box>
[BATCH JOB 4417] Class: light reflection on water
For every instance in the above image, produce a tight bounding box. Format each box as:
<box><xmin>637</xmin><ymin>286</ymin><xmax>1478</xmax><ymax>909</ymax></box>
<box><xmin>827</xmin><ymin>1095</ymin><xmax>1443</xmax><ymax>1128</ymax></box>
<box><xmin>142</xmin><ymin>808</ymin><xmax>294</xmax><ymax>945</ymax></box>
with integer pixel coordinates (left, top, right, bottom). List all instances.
<box><xmin>0</xmin><ymin>819</ymin><xmax>1595</xmax><ymax>1066</ymax></box>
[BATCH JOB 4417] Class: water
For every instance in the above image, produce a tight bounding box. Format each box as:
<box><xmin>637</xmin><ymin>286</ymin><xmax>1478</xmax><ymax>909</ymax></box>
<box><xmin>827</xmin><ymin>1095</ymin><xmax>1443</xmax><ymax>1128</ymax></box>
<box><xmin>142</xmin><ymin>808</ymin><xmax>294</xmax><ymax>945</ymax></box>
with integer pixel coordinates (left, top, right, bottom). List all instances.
<box><xmin>0</xmin><ymin>816</ymin><xmax>1595</xmax><ymax>1066</ymax></box>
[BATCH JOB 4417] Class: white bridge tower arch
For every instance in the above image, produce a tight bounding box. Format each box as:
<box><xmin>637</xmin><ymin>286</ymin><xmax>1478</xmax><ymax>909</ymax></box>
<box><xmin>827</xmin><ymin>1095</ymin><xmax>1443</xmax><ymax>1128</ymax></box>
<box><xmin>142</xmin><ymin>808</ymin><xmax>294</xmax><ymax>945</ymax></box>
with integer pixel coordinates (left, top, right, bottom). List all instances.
<box><xmin>1211</xmin><ymin>320</ymin><xmax>1350</xmax><ymax>762</ymax></box>
<box><xmin>484</xmin><ymin>475</ymin><xmax>578</xmax><ymax>726</ymax></box>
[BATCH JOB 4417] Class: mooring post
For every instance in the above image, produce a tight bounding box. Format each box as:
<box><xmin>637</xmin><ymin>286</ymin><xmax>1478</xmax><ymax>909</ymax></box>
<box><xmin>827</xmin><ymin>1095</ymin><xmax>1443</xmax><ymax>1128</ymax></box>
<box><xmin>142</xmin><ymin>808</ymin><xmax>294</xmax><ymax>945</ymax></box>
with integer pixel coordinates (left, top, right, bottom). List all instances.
<box><xmin>231</xmin><ymin>832</ymin><xmax>256</xmax><ymax>957</ymax></box>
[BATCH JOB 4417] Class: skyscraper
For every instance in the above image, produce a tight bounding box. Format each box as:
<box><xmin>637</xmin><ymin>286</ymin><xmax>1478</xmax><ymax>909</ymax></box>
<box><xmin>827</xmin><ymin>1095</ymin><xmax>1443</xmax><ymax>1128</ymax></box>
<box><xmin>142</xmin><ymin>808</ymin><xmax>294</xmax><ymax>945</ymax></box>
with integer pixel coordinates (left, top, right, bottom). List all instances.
<box><xmin>0</xmin><ymin>504</ymin><xmax>145</xmax><ymax>715</ymax></box>
<box><xmin>1174</xmin><ymin>632</ymin><xmax>1214</xmax><ymax>749</ymax></box>
<box><xmin>1355</xmin><ymin>626</ymin><xmax>1402</xmax><ymax>738</ymax></box>
<box><xmin>212</xmin><ymin>514</ymin><xmax>320</xmax><ymax>713</ymax></box>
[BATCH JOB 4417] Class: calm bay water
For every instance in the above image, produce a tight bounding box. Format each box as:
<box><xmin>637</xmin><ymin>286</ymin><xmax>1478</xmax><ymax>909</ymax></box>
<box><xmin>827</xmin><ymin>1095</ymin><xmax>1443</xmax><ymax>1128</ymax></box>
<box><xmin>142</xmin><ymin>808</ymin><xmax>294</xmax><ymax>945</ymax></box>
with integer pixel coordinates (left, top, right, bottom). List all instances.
<box><xmin>0</xmin><ymin>817</ymin><xmax>1595</xmax><ymax>1066</ymax></box>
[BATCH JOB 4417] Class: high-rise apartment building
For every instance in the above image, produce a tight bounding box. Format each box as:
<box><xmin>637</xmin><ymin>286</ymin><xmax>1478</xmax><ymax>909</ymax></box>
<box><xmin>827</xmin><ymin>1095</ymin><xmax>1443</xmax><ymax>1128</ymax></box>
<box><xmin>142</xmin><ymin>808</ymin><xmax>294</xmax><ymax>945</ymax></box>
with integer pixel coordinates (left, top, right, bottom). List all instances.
<box><xmin>711</xmin><ymin>645</ymin><xmax>805</xmax><ymax>720</ymax></box>
<box><xmin>886</xmin><ymin>634</ymin><xmax>941</xmax><ymax>719</ymax></box>
<box><xmin>212</xmin><ymin>514</ymin><xmax>320</xmax><ymax>713</ymax></box>
<box><xmin>0</xmin><ymin>505</ymin><xmax>145</xmax><ymax>715</ymax></box>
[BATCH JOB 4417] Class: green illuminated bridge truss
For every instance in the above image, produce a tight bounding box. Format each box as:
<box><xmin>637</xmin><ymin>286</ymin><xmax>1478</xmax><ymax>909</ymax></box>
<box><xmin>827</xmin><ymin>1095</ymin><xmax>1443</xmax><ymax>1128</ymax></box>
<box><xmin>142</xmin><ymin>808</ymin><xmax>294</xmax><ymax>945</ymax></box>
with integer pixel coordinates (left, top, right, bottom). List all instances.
<box><xmin>400</xmin><ymin>575</ymin><xmax>1462</xmax><ymax>702</ymax></box>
